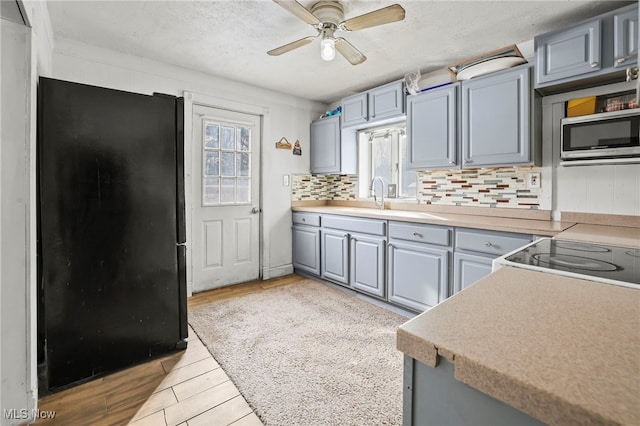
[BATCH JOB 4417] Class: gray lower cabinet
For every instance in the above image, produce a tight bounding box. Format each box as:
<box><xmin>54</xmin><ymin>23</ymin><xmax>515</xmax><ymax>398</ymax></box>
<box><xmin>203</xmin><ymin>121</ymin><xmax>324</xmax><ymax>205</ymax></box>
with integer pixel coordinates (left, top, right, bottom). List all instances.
<box><xmin>403</xmin><ymin>356</ymin><xmax>545</xmax><ymax>426</ymax></box>
<box><xmin>292</xmin><ymin>226</ymin><xmax>321</xmax><ymax>276</ymax></box>
<box><xmin>321</xmin><ymin>228</ymin><xmax>350</xmax><ymax>285</ymax></box>
<box><xmin>388</xmin><ymin>240</ymin><xmax>449</xmax><ymax>312</ymax></box>
<box><xmin>292</xmin><ymin>212</ymin><xmax>321</xmax><ymax>276</ymax></box>
<box><xmin>387</xmin><ymin>221</ymin><xmax>452</xmax><ymax>312</ymax></box>
<box><xmin>453</xmin><ymin>228</ymin><xmax>533</xmax><ymax>294</ymax></box>
<box><xmin>453</xmin><ymin>252</ymin><xmax>493</xmax><ymax>293</ymax></box>
<box><xmin>350</xmin><ymin>233</ymin><xmax>386</xmax><ymax>298</ymax></box>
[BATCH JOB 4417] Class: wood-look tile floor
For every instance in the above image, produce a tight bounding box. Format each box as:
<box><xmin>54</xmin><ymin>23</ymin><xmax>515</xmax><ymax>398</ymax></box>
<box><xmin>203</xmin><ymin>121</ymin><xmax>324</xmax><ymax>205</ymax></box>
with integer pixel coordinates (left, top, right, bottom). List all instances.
<box><xmin>36</xmin><ymin>274</ymin><xmax>303</xmax><ymax>425</ymax></box>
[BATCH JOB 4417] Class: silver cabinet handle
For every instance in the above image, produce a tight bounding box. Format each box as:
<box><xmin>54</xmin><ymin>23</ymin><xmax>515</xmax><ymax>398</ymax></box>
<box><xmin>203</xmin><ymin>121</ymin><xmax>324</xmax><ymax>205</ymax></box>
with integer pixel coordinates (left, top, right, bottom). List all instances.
<box><xmin>412</xmin><ymin>231</ymin><xmax>423</xmax><ymax>238</ymax></box>
<box><xmin>449</xmin><ymin>160</ymin><xmax>455</xmax><ymax>165</ymax></box>
<box><xmin>590</xmin><ymin>61</ymin><xmax>599</xmax><ymax>68</ymax></box>
<box><xmin>302</xmin><ymin>218</ymin><xmax>306</xmax><ymax>222</ymax></box>
<box><xmin>484</xmin><ymin>241</ymin><xmax>492</xmax><ymax>247</ymax></box>
<box><xmin>464</xmin><ymin>159</ymin><xmax>472</xmax><ymax>164</ymax></box>
<box><xmin>617</xmin><ymin>57</ymin><xmax>627</xmax><ymax>64</ymax></box>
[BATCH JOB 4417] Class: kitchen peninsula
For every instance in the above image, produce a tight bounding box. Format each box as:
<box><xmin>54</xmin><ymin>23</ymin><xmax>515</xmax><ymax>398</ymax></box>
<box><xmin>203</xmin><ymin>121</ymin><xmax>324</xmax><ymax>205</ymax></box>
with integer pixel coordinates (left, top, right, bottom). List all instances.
<box><xmin>397</xmin><ymin>224</ymin><xmax>640</xmax><ymax>425</ymax></box>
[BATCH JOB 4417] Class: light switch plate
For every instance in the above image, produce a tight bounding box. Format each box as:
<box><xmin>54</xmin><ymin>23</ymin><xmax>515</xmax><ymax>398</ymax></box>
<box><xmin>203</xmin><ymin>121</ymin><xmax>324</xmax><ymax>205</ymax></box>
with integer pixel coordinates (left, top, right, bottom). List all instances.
<box><xmin>283</xmin><ymin>174</ymin><xmax>290</xmax><ymax>186</ymax></box>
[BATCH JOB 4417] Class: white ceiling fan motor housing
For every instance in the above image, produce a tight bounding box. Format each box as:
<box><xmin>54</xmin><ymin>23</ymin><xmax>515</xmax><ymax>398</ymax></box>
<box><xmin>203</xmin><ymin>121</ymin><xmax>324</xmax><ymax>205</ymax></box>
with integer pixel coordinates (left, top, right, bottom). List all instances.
<box><xmin>310</xmin><ymin>1</ymin><xmax>345</xmax><ymax>27</ymax></box>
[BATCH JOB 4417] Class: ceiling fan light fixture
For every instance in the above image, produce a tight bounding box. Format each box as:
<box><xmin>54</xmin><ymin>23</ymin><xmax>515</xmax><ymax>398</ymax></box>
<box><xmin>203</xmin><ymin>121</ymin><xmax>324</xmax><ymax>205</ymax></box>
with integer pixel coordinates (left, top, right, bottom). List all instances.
<box><xmin>320</xmin><ymin>35</ymin><xmax>336</xmax><ymax>61</ymax></box>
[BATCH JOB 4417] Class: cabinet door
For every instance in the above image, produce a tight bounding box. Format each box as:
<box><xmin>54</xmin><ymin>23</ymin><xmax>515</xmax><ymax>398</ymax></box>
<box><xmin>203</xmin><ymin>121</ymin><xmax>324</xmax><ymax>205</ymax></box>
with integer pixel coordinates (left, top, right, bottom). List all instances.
<box><xmin>613</xmin><ymin>5</ymin><xmax>638</xmax><ymax>68</ymax></box>
<box><xmin>350</xmin><ymin>233</ymin><xmax>386</xmax><ymax>298</ymax></box>
<box><xmin>292</xmin><ymin>225</ymin><xmax>320</xmax><ymax>276</ymax></box>
<box><xmin>369</xmin><ymin>81</ymin><xmax>404</xmax><ymax>121</ymax></box>
<box><xmin>310</xmin><ymin>115</ymin><xmax>340</xmax><ymax>174</ymax></box>
<box><xmin>321</xmin><ymin>229</ymin><xmax>349</xmax><ymax>285</ymax></box>
<box><xmin>407</xmin><ymin>85</ymin><xmax>457</xmax><ymax>170</ymax></box>
<box><xmin>461</xmin><ymin>66</ymin><xmax>531</xmax><ymax>167</ymax></box>
<box><xmin>341</xmin><ymin>93</ymin><xmax>368</xmax><ymax>127</ymax></box>
<box><xmin>453</xmin><ymin>252</ymin><xmax>493</xmax><ymax>294</ymax></box>
<box><xmin>535</xmin><ymin>18</ymin><xmax>601</xmax><ymax>84</ymax></box>
<box><xmin>388</xmin><ymin>241</ymin><xmax>448</xmax><ymax>312</ymax></box>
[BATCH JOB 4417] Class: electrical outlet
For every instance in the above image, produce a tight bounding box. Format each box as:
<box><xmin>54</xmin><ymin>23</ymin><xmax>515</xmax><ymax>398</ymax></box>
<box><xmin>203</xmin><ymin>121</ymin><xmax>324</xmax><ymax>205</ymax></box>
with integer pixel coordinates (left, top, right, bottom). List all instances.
<box><xmin>528</xmin><ymin>172</ymin><xmax>541</xmax><ymax>189</ymax></box>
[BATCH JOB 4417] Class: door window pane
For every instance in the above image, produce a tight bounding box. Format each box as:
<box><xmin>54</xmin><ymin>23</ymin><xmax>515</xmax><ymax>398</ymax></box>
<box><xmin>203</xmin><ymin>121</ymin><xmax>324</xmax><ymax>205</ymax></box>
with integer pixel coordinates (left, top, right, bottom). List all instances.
<box><xmin>237</xmin><ymin>153</ymin><xmax>250</xmax><ymax>176</ymax></box>
<box><xmin>220</xmin><ymin>152</ymin><xmax>235</xmax><ymax>177</ymax></box>
<box><xmin>204</xmin><ymin>151</ymin><xmax>219</xmax><ymax>176</ymax></box>
<box><xmin>202</xmin><ymin>119</ymin><xmax>252</xmax><ymax>206</ymax></box>
<box><xmin>237</xmin><ymin>127</ymin><xmax>251</xmax><ymax>151</ymax></box>
<box><xmin>220</xmin><ymin>178</ymin><xmax>235</xmax><ymax>203</ymax></box>
<box><xmin>237</xmin><ymin>178</ymin><xmax>250</xmax><ymax>203</ymax></box>
<box><xmin>205</xmin><ymin>124</ymin><xmax>219</xmax><ymax>149</ymax></box>
<box><xmin>221</xmin><ymin>126</ymin><xmax>235</xmax><ymax>150</ymax></box>
<box><xmin>203</xmin><ymin>177</ymin><xmax>220</xmax><ymax>206</ymax></box>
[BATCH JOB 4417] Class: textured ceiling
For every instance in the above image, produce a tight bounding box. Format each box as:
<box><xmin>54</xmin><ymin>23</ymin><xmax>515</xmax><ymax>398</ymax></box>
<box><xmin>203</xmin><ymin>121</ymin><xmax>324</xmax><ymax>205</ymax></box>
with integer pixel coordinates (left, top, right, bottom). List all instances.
<box><xmin>47</xmin><ymin>0</ymin><xmax>634</xmax><ymax>104</ymax></box>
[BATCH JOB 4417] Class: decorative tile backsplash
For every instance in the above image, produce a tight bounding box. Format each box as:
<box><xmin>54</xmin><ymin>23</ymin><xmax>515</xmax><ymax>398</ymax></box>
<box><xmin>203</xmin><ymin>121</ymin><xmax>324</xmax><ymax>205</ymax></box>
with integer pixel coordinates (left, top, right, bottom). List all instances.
<box><xmin>291</xmin><ymin>167</ymin><xmax>542</xmax><ymax>209</ymax></box>
<box><xmin>416</xmin><ymin>167</ymin><xmax>542</xmax><ymax>209</ymax></box>
<box><xmin>291</xmin><ymin>174</ymin><xmax>358</xmax><ymax>201</ymax></box>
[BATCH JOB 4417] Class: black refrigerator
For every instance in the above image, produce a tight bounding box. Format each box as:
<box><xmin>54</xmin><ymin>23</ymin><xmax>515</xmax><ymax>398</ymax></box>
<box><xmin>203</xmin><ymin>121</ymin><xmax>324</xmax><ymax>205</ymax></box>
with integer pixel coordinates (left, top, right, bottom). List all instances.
<box><xmin>37</xmin><ymin>77</ymin><xmax>188</xmax><ymax>393</ymax></box>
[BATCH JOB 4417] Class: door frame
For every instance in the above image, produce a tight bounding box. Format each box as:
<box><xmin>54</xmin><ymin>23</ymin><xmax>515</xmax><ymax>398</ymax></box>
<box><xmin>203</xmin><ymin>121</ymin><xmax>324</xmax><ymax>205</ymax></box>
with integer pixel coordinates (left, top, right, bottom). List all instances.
<box><xmin>183</xmin><ymin>91</ymin><xmax>269</xmax><ymax>296</ymax></box>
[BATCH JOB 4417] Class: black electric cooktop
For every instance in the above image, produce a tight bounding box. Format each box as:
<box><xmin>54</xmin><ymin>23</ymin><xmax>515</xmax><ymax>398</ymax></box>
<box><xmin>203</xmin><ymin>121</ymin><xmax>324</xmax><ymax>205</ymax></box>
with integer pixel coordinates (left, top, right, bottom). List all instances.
<box><xmin>504</xmin><ymin>238</ymin><xmax>640</xmax><ymax>286</ymax></box>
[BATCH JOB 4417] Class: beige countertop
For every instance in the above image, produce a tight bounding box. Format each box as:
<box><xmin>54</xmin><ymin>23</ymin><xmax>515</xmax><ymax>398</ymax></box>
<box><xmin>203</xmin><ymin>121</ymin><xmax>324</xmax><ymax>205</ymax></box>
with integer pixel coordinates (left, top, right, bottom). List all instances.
<box><xmin>397</xmin><ymin>267</ymin><xmax>640</xmax><ymax>426</ymax></box>
<box><xmin>556</xmin><ymin>223</ymin><xmax>640</xmax><ymax>248</ymax></box>
<box><xmin>292</xmin><ymin>205</ymin><xmax>573</xmax><ymax>236</ymax></box>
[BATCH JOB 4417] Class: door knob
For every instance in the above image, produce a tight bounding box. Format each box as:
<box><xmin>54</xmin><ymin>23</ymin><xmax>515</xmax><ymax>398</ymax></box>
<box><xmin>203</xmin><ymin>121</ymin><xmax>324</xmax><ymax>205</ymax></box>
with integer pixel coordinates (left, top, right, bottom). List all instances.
<box><xmin>251</xmin><ymin>207</ymin><xmax>261</xmax><ymax>214</ymax></box>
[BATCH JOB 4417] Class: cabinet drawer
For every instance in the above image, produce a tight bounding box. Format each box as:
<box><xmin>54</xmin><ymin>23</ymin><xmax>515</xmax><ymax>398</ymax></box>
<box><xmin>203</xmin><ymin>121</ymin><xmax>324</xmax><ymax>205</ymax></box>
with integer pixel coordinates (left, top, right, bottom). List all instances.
<box><xmin>389</xmin><ymin>221</ymin><xmax>451</xmax><ymax>246</ymax></box>
<box><xmin>322</xmin><ymin>215</ymin><xmax>386</xmax><ymax>236</ymax></box>
<box><xmin>455</xmin><ymin>228</ymin><xmax>532</xmax><ymax>256</ymax></box>
<box><xmin>292</xmin><ymin>212</ymin><xmax>321</xmax><ymax>227</ymax></box>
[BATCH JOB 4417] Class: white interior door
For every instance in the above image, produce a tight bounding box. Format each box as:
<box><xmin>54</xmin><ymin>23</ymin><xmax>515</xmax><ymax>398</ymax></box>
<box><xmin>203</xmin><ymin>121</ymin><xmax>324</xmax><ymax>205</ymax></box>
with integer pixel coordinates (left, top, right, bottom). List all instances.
<box><xmin>191</xmin><ymin>104</ymin><xmax>261</xmax><ymax>292</ymax></box>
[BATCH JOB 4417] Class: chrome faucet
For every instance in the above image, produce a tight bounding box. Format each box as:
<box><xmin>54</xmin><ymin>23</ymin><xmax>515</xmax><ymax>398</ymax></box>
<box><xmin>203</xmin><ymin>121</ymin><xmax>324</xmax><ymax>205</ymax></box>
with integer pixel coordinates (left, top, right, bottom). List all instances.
<box><xmin>370</xmin><ymin>177</ymin><xmax>385</xmax><ymax>210</ymax></box>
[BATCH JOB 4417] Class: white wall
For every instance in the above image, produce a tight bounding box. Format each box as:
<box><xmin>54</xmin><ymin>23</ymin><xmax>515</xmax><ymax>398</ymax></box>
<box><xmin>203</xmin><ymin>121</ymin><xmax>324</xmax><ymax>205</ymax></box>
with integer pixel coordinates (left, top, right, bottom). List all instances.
<box><xmin>51</xmin><ymin>37</ymin><xmax>326</xmax><ymax>286</ymax></box>
<box><xmin>1</xmin><ymin>14</ymin><xmax>35</xmax><ymax>426</ymax></box>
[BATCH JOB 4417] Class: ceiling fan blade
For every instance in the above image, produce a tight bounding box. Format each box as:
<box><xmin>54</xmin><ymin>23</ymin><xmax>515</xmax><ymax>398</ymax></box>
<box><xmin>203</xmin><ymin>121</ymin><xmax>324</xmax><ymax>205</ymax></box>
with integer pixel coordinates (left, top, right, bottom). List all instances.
<box><xmin>335</xmin><ymin>38</ymin><xmax>367</xmax><ymax>65</ymax></box>
<box><xmin>273</xmin><ymin>0</ymin><xmax>320</xmax><ymax>26</ymax></box>
<box><xmin>340</xmin><ymin>4</ymin><xmax>405</xmax><ymax>31</ymax></box>
<box><xmin>267</xmin><ymin>36</ymin><xmax>316</xmax><ymax>56</ymax></box>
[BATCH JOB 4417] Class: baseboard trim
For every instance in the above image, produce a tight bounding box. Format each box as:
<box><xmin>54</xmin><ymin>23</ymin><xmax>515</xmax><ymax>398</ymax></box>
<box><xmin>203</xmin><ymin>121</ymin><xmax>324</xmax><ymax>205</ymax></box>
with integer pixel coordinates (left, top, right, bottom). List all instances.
<box><xmin>262</xmin><ymin>264</ymin><xmax>293</xmax><ymax>280</ymax></box>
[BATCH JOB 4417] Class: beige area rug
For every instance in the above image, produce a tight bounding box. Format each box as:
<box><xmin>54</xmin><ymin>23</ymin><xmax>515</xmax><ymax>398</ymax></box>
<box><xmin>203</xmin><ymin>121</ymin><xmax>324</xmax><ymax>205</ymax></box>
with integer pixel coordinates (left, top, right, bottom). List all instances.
<box><xmin>189</xmin><ymin>278</ymin><xmax>408</xmax><ymax>426</ymax></box>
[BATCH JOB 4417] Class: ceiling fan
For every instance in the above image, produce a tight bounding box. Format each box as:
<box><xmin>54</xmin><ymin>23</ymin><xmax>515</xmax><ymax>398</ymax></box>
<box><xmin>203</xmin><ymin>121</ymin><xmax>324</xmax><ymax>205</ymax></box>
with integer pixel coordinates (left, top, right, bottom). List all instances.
<box><xmin>268</xmin><ymin>0</ymin><xmax>406</xmax><ymax>65</ymax></box>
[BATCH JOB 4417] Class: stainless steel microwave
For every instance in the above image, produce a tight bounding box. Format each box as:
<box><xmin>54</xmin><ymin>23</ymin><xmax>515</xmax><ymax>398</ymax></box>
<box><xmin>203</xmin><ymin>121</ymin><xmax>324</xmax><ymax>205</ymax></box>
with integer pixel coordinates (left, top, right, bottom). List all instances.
<box><xmin>561</xmin><ymin>109</ymin><xmax>640</xmax><ymax>161</ymax></box>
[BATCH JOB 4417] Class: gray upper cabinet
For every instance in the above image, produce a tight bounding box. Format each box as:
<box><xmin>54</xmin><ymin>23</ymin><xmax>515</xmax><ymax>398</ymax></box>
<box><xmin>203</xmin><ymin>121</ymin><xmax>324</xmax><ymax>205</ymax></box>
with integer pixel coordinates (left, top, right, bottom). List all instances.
<box><xmin>534</xmin><ymin>4</ymin><xmax>638</xmax><ymax>92</ymax></box>
<box><xmin>535</xmin><ymin>18</ymin><xmax>601</xmax><ymax>85</ymax></box>
<box><xmin>341</xmin><ymin>81</ymin><xmax>404</xmax><ymax>128</ymax></box>
<box><xmin>407</xmin><ymin>84</ymin><xmax>458</xmax><ymax>170</ymax></box>
<box><xmin>341</xmin><ymin>93</ymin><xmax>368</xmax><ymax>127</ymax></box>
<box><xmin>461</xmin><ymin>65</ymin><xmax>532</xmax><ymax>167</ymax></box>
<box><xmin>613</xmin><ymin>6</ymin><xmax>638</xmax><ymax>68</ymax></box>
<box><xmin>310</xmin><ymin>115</ymin><xmax>340</xmax><ymax>174</ymax></box>
<box><xmin>368</xmin><ymin>81</ymin><xmax>405</xmax><ymax>121</ymax></box>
